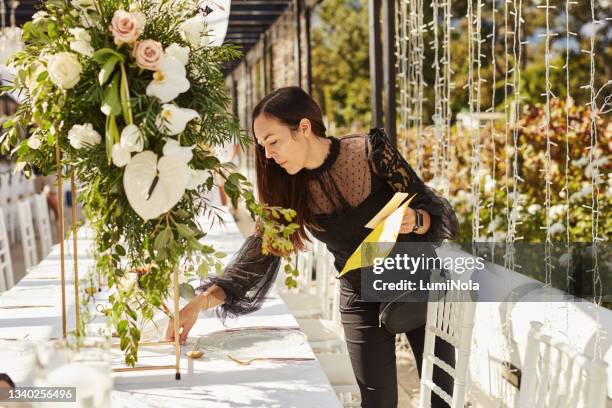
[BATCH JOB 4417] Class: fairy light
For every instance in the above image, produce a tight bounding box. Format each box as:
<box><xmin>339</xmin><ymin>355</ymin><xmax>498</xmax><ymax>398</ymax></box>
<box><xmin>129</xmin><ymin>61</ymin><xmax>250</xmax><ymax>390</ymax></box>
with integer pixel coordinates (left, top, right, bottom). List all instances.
<box><xmin>397</xmin><ymin>0</ymin><xmax>410</xmax><ymax>158</ymax></box>
<box><xmin>486</xmin><ymin>0</ymin><xmax>498</xmax><ymax>245</ymax></box>
<box><xmin>443</xmin><ymin>0</ymin><xmax>453</xmax><ymax>198</ymax></box>
<box><xmin>407</xmin><ymin>0</ymin><xmax>425</xmax><ymax>174</ymax></box>
<box><xmin>537</xmin><ymin>0</ymin><xmax>557</xmax><ymax>286</ymax></box>
<box><xmin>431</xmin><ymin>0</ymin><xmax>442</xmax><ymax>180</ymax></box>
<box><xmin>584</xmin><ymin>0</ymin><xmax>603</xmax><ymax>359</ymax></box>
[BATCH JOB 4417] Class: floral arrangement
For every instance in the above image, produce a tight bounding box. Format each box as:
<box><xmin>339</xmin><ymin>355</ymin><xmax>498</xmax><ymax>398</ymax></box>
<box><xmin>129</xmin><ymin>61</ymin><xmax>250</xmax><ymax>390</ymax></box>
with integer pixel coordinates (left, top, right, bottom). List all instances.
<box><xmin>1</xmin><ymin>0</ymin><xmax>299</xmax><ymax>366</ymax></box>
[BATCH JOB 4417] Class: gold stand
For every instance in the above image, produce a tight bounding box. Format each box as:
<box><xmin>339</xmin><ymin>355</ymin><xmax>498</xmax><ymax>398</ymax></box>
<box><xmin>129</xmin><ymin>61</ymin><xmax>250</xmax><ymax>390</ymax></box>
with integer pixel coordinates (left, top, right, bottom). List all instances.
<box><xmin>109</xmin><ymin>268</ymin><xmax>182</xmax><ymax>379</ymax></box>
<box><xmin>71</xmin><ymin>172</ymin><xmax>80</xmax><ymax>335</ymax></box>
<box><xmin>55</xmin><ymin>141</ymin><xmax>66</xmax><ymax>339</ymax></box>
<box><xmin>55</xmin><ymin>154</ymin><xmax>181</xmax><ymax>379</ymax></box>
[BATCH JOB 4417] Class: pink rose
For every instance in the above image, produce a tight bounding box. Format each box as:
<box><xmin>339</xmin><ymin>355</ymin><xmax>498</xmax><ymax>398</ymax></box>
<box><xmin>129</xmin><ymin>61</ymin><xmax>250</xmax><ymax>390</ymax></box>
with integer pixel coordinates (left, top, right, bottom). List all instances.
<box><xmin>132</xmin><ymin>39</ymin><xmax>163</xmax><ymax>70</ymax></box>
<box><xmin>109</xmin><ymin>9</ymin><xmax>146</xmax><ymax>45</ymax></box>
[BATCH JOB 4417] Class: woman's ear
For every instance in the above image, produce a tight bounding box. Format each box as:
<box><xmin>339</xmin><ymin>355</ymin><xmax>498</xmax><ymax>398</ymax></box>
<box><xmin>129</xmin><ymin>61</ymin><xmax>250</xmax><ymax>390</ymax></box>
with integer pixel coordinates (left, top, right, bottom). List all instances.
<box><xmin>299</xmin><ymin>119</ymin><xmax>311</xmax><ymax>137</ymax></box>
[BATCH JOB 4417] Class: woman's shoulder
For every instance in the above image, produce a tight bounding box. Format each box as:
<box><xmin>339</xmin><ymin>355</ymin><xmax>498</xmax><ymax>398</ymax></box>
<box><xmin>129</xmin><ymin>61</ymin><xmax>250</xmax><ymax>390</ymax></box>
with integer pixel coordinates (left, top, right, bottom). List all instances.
<box><xmin>336</xmin><ymin>133</ymin><xmax>368</xmax><ymax>160</ymax></box>
<box><xmin>336</xmin><ymin>128</ymin><xmax>392</xmax><ymax>159</ymax></box>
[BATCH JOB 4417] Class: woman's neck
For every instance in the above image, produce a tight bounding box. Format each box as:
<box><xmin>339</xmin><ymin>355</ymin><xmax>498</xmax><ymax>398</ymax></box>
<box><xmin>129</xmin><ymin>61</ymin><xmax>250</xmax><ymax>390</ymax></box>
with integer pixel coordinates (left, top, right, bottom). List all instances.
<box><xmin>303</xmin><ymin>136</ymin><xmax>332</xmax><ymax>170</ymax></box>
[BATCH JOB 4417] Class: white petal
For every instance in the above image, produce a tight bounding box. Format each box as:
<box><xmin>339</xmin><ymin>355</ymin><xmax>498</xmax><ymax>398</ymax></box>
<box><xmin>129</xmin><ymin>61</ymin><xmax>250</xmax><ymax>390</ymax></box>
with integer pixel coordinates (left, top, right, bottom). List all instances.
<box><xmin>112</xmin><ymin>143</ymin><xmax>132</xmax><ymax>167</ymax></box>
<box><xmin>165</xmin><ymin>43</ymin><xmax>190</xmax><ymax>66</ymax></box>
<box><xmin>162</xmin><ymin>137</ymin><xmax>194</xmax><ymax>162</ymax></box>
<box><xmin>120</xmin><ymin>124</ymin><xmax>143</xmax><ymax>153</ymax></box>
<box><xmin>156</xmin><ymin>104</ymin><xmax>200</xmax><ymax>136</ymax></box>
<box><xmin>186</xmin><ymin>169</ymin><xmax>208</xmax><ymax>190</ymax></box>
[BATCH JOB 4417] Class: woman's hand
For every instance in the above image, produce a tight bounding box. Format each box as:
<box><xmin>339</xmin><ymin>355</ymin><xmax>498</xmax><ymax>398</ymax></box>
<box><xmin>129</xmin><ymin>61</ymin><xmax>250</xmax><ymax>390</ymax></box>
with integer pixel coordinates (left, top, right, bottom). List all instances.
<box><xmin>164</xmin><ymin>285</ymin><xmax>226</xmax><ymax>344</ymax></box>
<box><xmin>165</xmin><ymin>297</ymin><xmax>202</xmax><ymax>345</ymax></box>
<box><xmin>400</xmin><ymin>208</ymin><xmax>431</xmax><ymax>234</ymax></box>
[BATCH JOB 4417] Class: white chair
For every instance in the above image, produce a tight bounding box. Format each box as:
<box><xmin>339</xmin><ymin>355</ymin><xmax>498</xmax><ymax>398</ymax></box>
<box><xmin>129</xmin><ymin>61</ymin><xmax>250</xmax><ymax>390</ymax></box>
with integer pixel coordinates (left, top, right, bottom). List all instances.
<box><xmin>518</xmin><ymin>321</ymin><xmax>608</xmax><ymax>408</ymax></box>
<box><xmin>17</xmin><ymin>199</ymin><xmax>38</xmax><ymax>270</ymax></box>
<box><xmin>296</xmin><ymin>277</ymin><xmax>346</xmax><ymax>353</ymax></box>
<box><xmin>279</xmin><ymin>241</ymin><xmax>334</xmax><ymax>318</ymax></box>
<box><xmin>0</xmin><ymin>172</ymin><xmax>18</xmax><ymax>243</ymax></box>
<box><xmin>419</xmin><ymin>272</ymin><xmax>477</xmax><ymax>408</ymax></box>
<box><xmin>31</xmin><ymin>193</ymin><xmax>53</xmax><ymax>258</ymax></box>
<box><xmin>0</xmin><ymin>207</ymin><xmax>14</xmax><ymax>291</ymax></box>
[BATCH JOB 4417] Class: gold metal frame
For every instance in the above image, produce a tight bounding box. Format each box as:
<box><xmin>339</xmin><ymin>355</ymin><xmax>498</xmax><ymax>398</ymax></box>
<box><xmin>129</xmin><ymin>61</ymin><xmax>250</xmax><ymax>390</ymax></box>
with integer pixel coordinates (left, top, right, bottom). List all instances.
<box><xmin>55</xmin><ymin>147</ymin><xmax>182</xmax><ymax>380</ymax></box>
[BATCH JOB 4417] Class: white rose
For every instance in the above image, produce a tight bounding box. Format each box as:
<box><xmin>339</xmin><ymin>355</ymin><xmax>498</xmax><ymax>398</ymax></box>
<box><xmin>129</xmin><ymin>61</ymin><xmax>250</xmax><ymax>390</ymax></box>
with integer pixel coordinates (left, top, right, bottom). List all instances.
<box><xmin>27</xmin><ymin>136</ymin><xmax>42</xmax><ymax>150</ymax></box>
<box><xmin>112</xmin><ymin>143</ymin><xmax>132</xmax><ymax>167</ymax></box>
<box><xmin>120</xmin><ymin>125</ymin><xmax>143</xmax><ymax>153</ymax></box>
<box><xmin>46</xmin><ymin>52</ymin><xmax>82</xmax><ymax>89</ymax></box>
<box><xmin>180</xmin><ymin>15</ymin><xmax>207</xmax><ymax>47</ymax></box>
<box><xmin>165</xmin><ymin>43</ymin><xmax>190</xmax><ymax>66</ymax></box>
<box><xmin>68</xmin><ymin>123</ymin><xmax>101</xmax><ymax>149</ymax></box>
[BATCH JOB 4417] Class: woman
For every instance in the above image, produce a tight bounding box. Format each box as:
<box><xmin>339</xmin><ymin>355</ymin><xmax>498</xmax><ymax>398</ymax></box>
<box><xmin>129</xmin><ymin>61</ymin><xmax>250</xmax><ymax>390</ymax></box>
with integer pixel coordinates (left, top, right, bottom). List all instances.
<box><xmin>166</xmin><ymin>86</ymin><xmax>458</xmax><ymax>407</ymax></box>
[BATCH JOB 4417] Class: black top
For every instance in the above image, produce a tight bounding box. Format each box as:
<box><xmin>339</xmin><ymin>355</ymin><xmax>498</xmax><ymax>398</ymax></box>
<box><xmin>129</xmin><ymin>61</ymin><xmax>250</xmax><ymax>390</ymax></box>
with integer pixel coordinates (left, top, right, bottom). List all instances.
<box><xmin>199</xmin><ymin>128</ymin><xmax>459</xmax><ymax>320</ymax></box>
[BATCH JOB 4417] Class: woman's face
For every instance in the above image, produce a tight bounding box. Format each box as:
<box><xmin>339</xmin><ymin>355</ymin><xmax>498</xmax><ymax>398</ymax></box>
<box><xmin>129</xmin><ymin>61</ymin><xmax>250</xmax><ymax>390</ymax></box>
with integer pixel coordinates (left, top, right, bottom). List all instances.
<box><xmin>253</xmin><ymin>114</ymin><xmax>309</xmax><ymax>175</ymax></box>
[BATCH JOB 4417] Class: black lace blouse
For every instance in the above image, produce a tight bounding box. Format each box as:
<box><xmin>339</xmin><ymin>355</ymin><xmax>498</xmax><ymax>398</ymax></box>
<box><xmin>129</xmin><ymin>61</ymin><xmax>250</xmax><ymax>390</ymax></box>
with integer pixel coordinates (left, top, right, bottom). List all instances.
<box><xmin>198</xmin><ymin>128</ymin><xmax>459</xmax><ymax>320</ymax></box>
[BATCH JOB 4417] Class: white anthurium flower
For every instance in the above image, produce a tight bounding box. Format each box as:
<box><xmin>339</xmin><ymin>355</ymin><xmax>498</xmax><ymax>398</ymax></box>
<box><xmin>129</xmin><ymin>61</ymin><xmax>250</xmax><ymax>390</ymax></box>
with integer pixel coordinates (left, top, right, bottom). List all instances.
<box><xmin>186</xmin><ymin>168</ymin><xmax>208</xmax><ymax>190</ymax></box>
<box><xmin>123</xmin><ymin>151</ymin><xmax>190</xmax><ymax>221</ymax></box>
<box><xmin>120</xmin><ymin>124</ymin><xmax>143</xmax><ymax>153</ymax></box>
<box><xmin>165</xmin><ymin>43</ymin><xmax>190</xmax><ymax>66</ymax></box>
<box><xmin>112</xmin><ymin>143</ymin><xmax>132</xmax><ymax>167</ymax></box>
<box><xmin>155</xmin><ymin>104</ymin><xmax>200</xmax><ymax>135</ymax></box>
<box><xmin>180</xmin><ymin>14</ymin><xmax>207</xmax><ymax>47</ymax></box>
<box><xmin>145</xmin><ymin>56</ymin><xmax>190</xmax><ymax>103</ymax></box>
<box><xmin>162</xmin><ymin>138</ymin><xmax>195</xmax><ymax>163</ymax></box>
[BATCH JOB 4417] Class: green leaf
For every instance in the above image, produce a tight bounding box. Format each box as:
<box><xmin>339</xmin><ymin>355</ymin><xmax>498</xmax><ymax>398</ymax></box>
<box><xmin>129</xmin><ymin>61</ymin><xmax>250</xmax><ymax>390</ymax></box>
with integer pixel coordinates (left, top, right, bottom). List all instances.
<box><xmin>227</xmin><ymin>173</ymin><xmax>245</xmax><ymax>185</ymax></box>
<box><xmin>93</xmin><ymin>48</ymin><xmax>125</xmax><ymax>65</ymax></box>
<box><xmin>197</xmin><ymin>262</ymin><xmax>209</xmax><ymax>278</ymax></box>
<box><xmin>119</xmin><ymin>63</ymin><xmax>133</xmax><ymax>124</ymax></box>
<box><xmin>105</xmin><ymin>114</ymin><xmax>118</xmax><ymax>163</ymax></box>
<box><xmin>98</xmin><ymin>55</ymin><xmax>120</xmax><ymax>86</ymax></box>
<box><xmin>120</xmin><ymin>336</ymin><xmax>129</xmax><ymax>351</ymax></box>
<box><xmin>201</xmin><ymin>245</ymin><xmax>215</xmax><ymax>254</ymax></box>
<box><xmin>215</xmin><ymin>252</ymin><xmax>227</xmax><ymax>258</ymax></box>
<box><xmin>102</xmin><ymin>73</ymin><xmax>121</xmax><ymax>116</ymax></box>
<box><xmin>117</xmin><ymin>320</ymin><xmax>128</xmax><ymax>334</ymax></box>
<box><xmin>130</xmin><ymin>327</ymin><xmax>141</xmax><ymax>342</ymax></box>
<box><xmin>154</xmin><ymin>227</ymin><xmax>174</xmax><ymax>252</ymax></box>
<box><xmin>115</xmin><ymin>244</ymin><xmax>126</xmax><ymax>256</ymax></box>
<box><xmin>175</xmin><ymin>223</ymin><xmax>195</xmax><ymax>238</ymax></box>
<box><xmin>201</xmin><ymin>156</ymin><xmax>219</xmax><ymax>169</ymax></box>
<box><xmin>179</xmin><ymin>283</ymin><xmax>196</xmax><ymax>301</ymax></box>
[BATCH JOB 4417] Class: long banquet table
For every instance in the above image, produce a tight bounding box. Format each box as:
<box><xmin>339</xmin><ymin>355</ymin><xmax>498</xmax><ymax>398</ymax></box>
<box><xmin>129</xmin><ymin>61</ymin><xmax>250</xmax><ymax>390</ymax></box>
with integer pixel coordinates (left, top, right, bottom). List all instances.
<box><xmin>0</xmin><ymin>210</ymin><xmax>341</xmax><ymax>407</ymax></box>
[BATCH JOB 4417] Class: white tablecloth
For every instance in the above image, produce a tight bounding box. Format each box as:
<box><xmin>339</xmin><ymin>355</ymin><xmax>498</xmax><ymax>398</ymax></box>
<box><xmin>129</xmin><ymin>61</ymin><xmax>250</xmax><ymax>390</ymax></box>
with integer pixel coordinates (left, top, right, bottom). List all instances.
<box><xmin>1</xmin><ymin>211</ymin><xmax>341</xmax><ymax>407</ymax></box>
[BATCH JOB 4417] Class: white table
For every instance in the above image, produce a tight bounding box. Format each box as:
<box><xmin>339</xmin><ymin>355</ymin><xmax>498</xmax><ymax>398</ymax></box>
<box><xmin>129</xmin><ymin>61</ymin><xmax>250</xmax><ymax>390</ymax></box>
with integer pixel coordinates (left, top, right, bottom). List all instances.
<box><xmin>1</xmin><ymin>211</ymin><xmax>341</xmax><ymax>408</ymax></box>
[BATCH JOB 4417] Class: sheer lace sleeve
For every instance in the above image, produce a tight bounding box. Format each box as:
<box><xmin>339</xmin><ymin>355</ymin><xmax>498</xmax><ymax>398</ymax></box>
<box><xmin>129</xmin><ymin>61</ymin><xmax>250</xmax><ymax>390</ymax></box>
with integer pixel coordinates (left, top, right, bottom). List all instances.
<box><xmin>197</xmin><ymin>234</ymin><xmax>280</xmax><ymax>321</ymax></box>
<box><xmin>367</xmin><ymin>127</ymin><xmax>459</xmax><ymax>244</ymax></box>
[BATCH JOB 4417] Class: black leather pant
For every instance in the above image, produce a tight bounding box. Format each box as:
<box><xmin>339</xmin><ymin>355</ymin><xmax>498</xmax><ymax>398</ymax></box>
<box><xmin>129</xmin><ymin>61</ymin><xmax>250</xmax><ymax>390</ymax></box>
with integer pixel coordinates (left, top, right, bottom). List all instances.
<box><xmin>339</xmin><ymin>276</ymin><xmax>455</xmax><ymax>408</ymax></box>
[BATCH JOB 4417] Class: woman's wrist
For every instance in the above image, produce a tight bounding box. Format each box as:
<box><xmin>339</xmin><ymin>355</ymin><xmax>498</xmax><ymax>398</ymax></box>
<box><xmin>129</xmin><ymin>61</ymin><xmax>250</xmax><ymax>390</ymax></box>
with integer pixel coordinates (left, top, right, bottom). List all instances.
<box><xmin>413</xmin><ymin>209</ymin><xmax>431</xmax><ymax>235</ymax></box>
<box><xmin>194</xmin><ymin>285</ymin><xmax>226</xmax><ymax>312</ymax></box>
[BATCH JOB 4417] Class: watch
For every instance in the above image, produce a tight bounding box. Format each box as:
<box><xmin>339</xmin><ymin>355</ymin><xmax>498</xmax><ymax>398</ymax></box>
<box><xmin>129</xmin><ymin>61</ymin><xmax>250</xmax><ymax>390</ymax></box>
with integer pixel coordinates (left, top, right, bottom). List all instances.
<box><xmin>412</xmin><ymin>209</ymin><xmax>424</xmax><ymax>232</ymax></box>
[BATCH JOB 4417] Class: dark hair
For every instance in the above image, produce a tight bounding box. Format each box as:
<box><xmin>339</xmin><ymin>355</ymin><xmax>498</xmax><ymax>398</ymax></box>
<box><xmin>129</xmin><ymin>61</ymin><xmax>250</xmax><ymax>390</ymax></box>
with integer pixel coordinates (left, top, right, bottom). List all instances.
<box><xmin>251</xmin><ymin>86</ymin><xmax>327</xmax><ymax>252</ymax></box>
<box><xmin>0</xmin><ymin>373</ymin><xmax>15</xmax><ymax>388</ymax></box>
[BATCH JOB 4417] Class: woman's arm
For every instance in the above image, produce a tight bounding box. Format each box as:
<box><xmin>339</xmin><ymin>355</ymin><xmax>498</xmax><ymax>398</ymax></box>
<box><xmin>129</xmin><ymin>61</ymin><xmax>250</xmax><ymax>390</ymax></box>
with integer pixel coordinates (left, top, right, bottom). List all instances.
<box><xmin>165</xmin><ymin>234</ymin><xmax>280</xmax><ymax>343</ymax></box>
<box><xmin>367</xmin><ymin>128</ymin><xmax>459</xmax><ymax>244</ymax></box>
